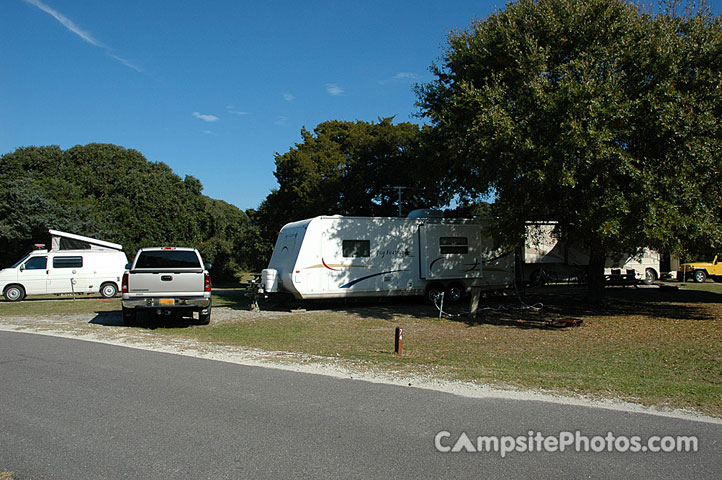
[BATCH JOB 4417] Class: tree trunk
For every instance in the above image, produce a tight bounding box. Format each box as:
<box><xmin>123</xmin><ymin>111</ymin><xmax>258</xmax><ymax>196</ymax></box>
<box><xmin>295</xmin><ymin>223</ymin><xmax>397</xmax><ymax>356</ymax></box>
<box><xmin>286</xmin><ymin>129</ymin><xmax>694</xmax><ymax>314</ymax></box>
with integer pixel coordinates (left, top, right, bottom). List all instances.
<box><xmin>587</xmin><ymin>247</ymin><xmax>607</xmax><ymax>305</ymax></box>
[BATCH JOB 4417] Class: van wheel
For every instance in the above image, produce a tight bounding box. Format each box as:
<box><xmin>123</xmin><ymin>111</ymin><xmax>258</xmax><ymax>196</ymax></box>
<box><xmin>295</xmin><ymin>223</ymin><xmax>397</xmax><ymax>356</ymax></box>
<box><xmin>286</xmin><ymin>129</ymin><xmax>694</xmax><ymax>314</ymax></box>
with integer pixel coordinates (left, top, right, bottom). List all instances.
<box><xmin>694</xmin><ymin>270</ymin><xmax>707</xmax><ymax>283</ymax></box>
<box><xmin>4</xmin><ymin>285</ymin><xmax>25</xmax><ymax>302</ymax></box>
<box><xmin>425</xmin><ymin>283</ymin><xmax>444</xmax><ymax>304</ymax></box>
<box><xmin>445</xmin><ymin>283</ymin><xmax>465</xmax><ymax>303</ymax></box>
<box><xmin>100</xmin><ymin>282</ymin><xmax>118</xmax><ymax>298</ymax></box>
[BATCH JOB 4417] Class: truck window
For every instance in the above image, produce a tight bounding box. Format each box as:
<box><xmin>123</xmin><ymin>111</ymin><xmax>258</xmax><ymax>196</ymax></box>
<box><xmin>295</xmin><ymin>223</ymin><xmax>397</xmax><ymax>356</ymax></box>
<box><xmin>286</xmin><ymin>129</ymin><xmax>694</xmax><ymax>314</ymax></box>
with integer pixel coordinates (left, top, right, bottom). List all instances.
<box><xmin>440</xmin><ymin>237</ymin><xmax>468</xmax><ymax>255</ymax></box>
<box><xmin>24</xmin><ymin>257</ymin><xmax>47</xmax><ymax>270</ymax></box>
<box><xmin>53</xmin><ymin>256</ymin><xmax>83</xmax><ymax>268</ymax></box>
<box><xmin>135</xmin><ymin>251</ymin><xmax>201</xmax><ymax>269</ymax></box>
<box><xmin>342</xmin><ymin>240</ymin><xmax>371</xmax><ymax>258</ymax></box>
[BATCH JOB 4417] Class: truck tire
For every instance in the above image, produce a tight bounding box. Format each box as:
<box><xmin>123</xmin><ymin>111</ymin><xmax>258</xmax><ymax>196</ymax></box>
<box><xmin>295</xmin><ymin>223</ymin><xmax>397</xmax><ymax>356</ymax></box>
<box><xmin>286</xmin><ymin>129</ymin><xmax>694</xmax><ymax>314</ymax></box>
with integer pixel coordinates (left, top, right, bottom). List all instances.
<box><xmin>694</xmin><ymin>270</ymin><xmax>707</xmax><ymax>283</ymax></box>
<box><xmin>100</xmin><ymin>282</ymin><xmax>118</xmax><ymax>298</ymax></box>
<box><xmin>198</xmin><ymin>309</ymin><xmax>211</xmax><ymax>325</ymax></box>
<box><xmin>122</xmin><ymin>307</ymin><xmax>137</xmax><ymax>326</ymax></box>
<box><xmin>4</xmin><ymin>285</ymin><xmax>25</xmax><ymax>302</ymax></box>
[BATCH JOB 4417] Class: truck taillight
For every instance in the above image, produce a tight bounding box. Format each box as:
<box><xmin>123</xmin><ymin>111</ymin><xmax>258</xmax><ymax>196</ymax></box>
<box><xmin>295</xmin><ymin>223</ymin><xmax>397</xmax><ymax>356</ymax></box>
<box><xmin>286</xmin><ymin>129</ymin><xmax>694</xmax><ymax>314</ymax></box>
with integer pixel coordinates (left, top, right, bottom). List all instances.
<box><xmin>204</xmin><ymin>272</ymin><xmax>212</xmax><ymax>292</ymax></box>
<box><xmin>122</xmin><ymin>272</ymin><xmax>129</xmax><ymax>293</ymax></box>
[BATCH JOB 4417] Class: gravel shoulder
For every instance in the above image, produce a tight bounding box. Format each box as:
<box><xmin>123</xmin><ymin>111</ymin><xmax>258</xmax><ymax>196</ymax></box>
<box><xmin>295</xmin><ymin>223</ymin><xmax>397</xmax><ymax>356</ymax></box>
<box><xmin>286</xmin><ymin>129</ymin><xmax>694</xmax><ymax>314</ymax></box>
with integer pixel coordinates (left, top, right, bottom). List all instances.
<box><xmin>1</xmin><ymin>307</ymin><xmax>720</xmax><ymax>425</ymax></box>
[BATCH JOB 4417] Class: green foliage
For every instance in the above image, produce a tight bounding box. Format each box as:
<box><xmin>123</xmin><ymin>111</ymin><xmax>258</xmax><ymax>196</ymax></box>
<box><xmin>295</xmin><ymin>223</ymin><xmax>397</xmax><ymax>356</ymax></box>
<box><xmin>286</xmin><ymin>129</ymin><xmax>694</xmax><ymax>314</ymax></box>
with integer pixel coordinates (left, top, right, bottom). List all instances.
<box><xmin>0</xmin><ymin>144</ymin><xmax>263</xmax><ymax>280</ymax></box>
<box><xmin>255</xmin><ymin>118</ymin><xmax>444</xmax><ymax>247</ymax></box>
<box><xmin>416</xmin><ymin>0</ymin><xmax>722</xmax><ymax>298</ymax></box>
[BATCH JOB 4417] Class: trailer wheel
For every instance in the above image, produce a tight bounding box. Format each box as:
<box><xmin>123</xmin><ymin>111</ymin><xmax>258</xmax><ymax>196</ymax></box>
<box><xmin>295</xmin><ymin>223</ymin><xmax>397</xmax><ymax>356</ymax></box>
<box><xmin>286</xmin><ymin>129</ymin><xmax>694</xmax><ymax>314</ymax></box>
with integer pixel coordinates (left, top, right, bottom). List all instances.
<box><xmin>694</xmin><ymin>270</ymin><xmax>707</xmax><ymax>283</ymax></box>
<box><xmin>4</xmin><ymin>285</ymin><xmax>25</xmax><ymax>302</ymax></box>
<box><xmin>100</xmin><ymin>282</ymin><xmax>118</xmax><ymax>298</ymax></box>
<box><xmin>644</xmin><ymin>268</ymin><xmax>658</xmax><ymax>285</ymax></box>
<box><xmin>425</xmin><ymin>283</ymin><xmax>444</xmax><ymax>304</ymax></box>
<box><xmin>529</xmin><ymin>269</ymin><xmax>546</xmax><ymax>287</ymax></box>
<box><xmin>445</xmin><ymin>283</ymin><xmax>465</xmax><ymax>303</ymax></box>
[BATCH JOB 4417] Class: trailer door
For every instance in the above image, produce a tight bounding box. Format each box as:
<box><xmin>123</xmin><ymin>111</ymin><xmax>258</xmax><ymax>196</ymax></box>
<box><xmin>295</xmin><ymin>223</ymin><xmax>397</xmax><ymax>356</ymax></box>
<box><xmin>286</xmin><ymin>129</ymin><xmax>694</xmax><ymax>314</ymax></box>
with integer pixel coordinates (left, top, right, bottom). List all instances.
<box><xmin>419</xmin><ymin>224</ymin><xmax>483</xmax><ymax>280</ymax></box>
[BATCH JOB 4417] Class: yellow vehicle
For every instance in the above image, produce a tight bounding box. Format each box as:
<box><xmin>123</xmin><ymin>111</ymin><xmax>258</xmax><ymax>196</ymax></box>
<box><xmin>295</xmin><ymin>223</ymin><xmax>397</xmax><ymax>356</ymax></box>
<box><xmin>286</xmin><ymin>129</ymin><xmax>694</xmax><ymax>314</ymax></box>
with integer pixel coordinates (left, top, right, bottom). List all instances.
<box><xmin>678</xmin><ymin>256</ymin><xmax>722</xmax><ymax>283</ymax></box>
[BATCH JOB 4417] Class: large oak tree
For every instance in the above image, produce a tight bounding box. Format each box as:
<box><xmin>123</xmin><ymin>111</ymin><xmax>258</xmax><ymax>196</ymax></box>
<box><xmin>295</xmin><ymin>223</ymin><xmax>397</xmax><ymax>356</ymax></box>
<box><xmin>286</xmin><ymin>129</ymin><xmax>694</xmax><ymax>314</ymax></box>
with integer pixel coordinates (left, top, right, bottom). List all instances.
<box><xmin>416</xmin><ymin>0</ymin><xmax>722</xmax><ymax>301</ymax></box>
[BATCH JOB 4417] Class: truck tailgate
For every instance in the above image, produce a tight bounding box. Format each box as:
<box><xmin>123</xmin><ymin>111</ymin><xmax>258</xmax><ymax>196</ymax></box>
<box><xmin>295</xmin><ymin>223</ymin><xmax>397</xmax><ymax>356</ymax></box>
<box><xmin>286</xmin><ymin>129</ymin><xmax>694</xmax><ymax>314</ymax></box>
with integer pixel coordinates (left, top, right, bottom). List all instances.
<box><xmin>127</xmin><ymin>270</ymin><xmax>205</xmax><ymax>295</ymax></box>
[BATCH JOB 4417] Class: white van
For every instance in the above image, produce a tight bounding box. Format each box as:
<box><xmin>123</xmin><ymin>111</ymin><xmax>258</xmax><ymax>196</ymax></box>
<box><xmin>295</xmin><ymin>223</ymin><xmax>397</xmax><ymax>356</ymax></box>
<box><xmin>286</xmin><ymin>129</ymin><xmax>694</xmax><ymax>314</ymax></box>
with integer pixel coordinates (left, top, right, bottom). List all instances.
<box><xmin>0</xmin><ymin>230</ymin><xmax>128</xmax><ymax>302</ymax></box>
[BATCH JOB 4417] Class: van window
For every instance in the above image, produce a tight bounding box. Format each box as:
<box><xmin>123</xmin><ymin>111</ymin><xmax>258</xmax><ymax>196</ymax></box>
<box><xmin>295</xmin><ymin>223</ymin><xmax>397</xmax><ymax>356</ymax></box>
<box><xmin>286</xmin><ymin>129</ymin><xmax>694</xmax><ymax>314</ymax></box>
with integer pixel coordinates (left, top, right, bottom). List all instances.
<box><xmin>440</xmin><ymin>237</ymin><xmax>468</xmax><ymax>255</ymax></box>
<box><xmin>23</xmin><ymin>257</ymin><xmax>47</xmax><ymax>270</ymax></box>
<box><xmin>53</xmin><ymin>256</ymin><xmax>83</xmax><ymax>268</ymax></box>
<box><xmin>135</xmin><ymin>250</ymin><xmax>201</xmax><ymax>269</ymax></box>
<box><xmin>59</xmin><ymin>238</ymin><xmax>91</xmax><ymax>250</ymax></box>
<box><xmin>343</xmin><ymin>240</ymin><xmax>371</xmax><ymax>258</ymax></box>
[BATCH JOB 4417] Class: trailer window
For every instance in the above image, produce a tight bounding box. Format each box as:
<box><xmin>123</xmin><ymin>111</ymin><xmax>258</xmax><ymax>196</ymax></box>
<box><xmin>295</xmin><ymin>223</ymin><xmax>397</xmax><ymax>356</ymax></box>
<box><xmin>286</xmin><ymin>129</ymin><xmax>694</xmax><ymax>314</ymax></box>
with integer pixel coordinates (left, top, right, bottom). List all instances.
<box><xmin>53</xmin><ymin>256</ymin><xmax>83</xmax><ymax>268</ymax></box>
<box><xmin>343</xmin><ymin>240</ymin><xmax>370</xmax><ymax>258</ymax></box>
<box><xmin>440</xmin><ymin>237</ymin><xmax>468</xmax><ymax>255</ymax></box>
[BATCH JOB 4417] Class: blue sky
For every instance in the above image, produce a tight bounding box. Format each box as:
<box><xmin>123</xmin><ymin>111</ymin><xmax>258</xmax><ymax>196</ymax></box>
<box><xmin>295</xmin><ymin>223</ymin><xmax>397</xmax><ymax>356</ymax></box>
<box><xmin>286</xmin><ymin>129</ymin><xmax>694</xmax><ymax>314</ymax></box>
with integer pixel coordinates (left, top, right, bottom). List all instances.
<box><xmin>2</xmin><ymin>1</ymin><xmax>721</xmax><ymax>211</ymax></box>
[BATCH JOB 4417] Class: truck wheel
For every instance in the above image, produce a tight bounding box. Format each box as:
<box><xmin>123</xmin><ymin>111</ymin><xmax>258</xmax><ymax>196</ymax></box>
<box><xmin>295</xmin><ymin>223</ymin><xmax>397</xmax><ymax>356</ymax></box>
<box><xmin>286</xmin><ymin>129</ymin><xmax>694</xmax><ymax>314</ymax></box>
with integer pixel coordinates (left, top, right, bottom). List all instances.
<box><xmin>644</xmin><ymin>268</ymin><xmax>657</xmax><ymax>285</ymax></box>
<box><xmin>198</xmin><ymin>310</ymin><xmax>211</xmax><ymax>325</ymax></box>
<box><xmin>122</xmin><ymin>307</ymin><xmax>137</xmax><ymax>326</ymax></box>
<box><xmin>445</xmin><ymin>283</ymin><xmax>465</xmax><ymax>303</ymax></box>
<box><xmin>425</xmin><ymin>283</ymin><xmax>444</xmax><ymax>304</ymax></box>
<box><xmin>4</xmin><ymin>285</ymin><xmax>25</xmax><ymax>302</ymax></box>
<box><xmin>694</xmin><ymin>270</ymin><xmax>707</xmax><ymax>283</ymax></box>
<box><xmin>100</xmin><ymin>282</ymin><xmax>118</xmax><ymax>298</ymax></box>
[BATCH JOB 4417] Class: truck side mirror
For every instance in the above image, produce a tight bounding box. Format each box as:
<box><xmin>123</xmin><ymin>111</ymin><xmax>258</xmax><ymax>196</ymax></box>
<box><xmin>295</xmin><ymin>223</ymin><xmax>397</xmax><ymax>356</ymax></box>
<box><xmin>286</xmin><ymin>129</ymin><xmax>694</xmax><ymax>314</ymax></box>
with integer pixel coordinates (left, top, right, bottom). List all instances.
<box><xmin>204</xmin><ymin>262</ymin><xmax>212</xmax><ymax>270</ymax></box>
<box><xmin>124</xmin><ymin>263</ymin><xmax>131</xmax><ymax>270</ymax></box>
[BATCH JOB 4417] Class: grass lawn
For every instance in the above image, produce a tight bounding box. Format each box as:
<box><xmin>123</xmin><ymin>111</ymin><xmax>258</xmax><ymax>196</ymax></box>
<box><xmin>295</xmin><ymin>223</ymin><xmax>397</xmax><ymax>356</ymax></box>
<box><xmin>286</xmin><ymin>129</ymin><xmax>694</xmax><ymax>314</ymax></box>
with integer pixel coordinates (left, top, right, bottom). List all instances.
<box><xmin>1</xmin><ymin>282</ymin><xmax>720</xmax><ymax>416</ymax></box>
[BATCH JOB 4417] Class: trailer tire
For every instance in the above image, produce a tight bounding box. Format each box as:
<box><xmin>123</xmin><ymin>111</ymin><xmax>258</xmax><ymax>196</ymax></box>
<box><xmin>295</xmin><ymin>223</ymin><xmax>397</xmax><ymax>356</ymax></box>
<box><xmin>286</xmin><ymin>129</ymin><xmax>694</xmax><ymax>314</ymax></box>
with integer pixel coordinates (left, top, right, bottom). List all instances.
<box><xmin>644</xmin><ymin>268</ymin><xmax>658</xmax><ymax>285</ymax></box>
<box><xmin>445</xmin><ymin>283</ymin><xmax>465</xmax><ymax>303</ymax></box>
<box><xmin>4</xmin><ymin>285</ymin><xmax>25</xmax><ymax>302</ymax></box>
<box><xmin>100</xmin><ymin>282</ymin><xmax>118</xmax><ymax>298</ymax></box>
<box><xmin>529</xmin><ymin>269</ymin><xmax>546</xmax><ymax>287</ymax></box>
<box><xmin>694</xmin><ymin>270</ymin><xmax>707</xmax><ymax>283</ymax></box>
<box><xmin>425</xmin><ymin>283</ymin><xmax>445</xmax><ymax>304</ymax></box>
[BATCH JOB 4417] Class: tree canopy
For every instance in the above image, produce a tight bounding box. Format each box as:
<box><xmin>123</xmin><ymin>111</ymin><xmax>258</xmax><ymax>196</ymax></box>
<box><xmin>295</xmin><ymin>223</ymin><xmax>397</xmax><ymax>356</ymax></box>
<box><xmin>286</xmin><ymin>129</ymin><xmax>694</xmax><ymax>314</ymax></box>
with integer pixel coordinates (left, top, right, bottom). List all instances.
<box><xmin>415</xmin><ymin>0</ymin><xmax>722</xmax><ymax>299</ymax></box>
<box><xmin>0</xmin><ymin>144</ymin><xmax>264</xmax><ymax>279</ymax></box>
<box><xmin>254</xmin><ymin>118</ymin><xmax>444</xmax><ymax>246</ymax></box>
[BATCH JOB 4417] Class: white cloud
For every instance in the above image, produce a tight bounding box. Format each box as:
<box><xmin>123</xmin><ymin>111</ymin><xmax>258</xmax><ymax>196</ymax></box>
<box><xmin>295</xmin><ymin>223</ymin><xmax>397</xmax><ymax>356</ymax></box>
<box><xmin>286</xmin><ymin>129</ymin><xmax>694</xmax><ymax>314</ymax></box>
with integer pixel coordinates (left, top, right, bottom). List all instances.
<box><xmin>326</xmin><ymin>83</ymin><xmax>344</xmax><ymax>96</ymax></box>
<box><xmin>379</xmin><ymin>72</ymin><xmax>419</xmax><ymax>85</ymax></box>
<box><xmin>193</xmin><ymin>112</ymin><xmax>219</xmax><ymax>122</ymax></box>
<box><xmin>274</xmin><ymin>115</ymin><xmax>288</xmax><ymax>126</ymax></box>
<box><xmin>23</xmin><ymin>0</ymin><xmax>142</xmax><ymax>72</ymax></box>
<box><xmin>226</xmin><ymin>105</ymin><xmax>250</xmax><ymax>116</ymax></box>
<box><xmin>283</xmin><ymin>92</ymin><xmax>296</xmax><ymax>102</ymax></box>
<box><xmin>393</xmin><ymin>72</ymin><xmax>418</xmax><ymax>80</ymax></box>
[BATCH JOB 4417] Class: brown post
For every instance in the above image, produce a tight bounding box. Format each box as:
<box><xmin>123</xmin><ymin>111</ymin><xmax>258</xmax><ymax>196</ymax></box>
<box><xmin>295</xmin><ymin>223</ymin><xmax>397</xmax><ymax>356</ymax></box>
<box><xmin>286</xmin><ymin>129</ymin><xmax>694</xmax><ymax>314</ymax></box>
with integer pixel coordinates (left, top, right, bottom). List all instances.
<box><xmin>394</xmin><ymin>327</ymin><xmax>403</xmax><ymax>355</ymax></box>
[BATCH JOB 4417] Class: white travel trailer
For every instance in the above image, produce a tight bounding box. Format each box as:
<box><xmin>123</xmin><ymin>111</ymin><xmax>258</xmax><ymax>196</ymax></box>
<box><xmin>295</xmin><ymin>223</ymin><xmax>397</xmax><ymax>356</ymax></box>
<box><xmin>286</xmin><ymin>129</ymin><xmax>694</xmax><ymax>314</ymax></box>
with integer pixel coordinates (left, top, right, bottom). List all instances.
<box><xmin>0</xmin><ymin>230</ymin><xmax>128</xmax><ymax>302</ymax></box>
<box><xmin>262</xmin><ymin>213</ymin><xmax>514</xmax><ymax>301</ymax></box>
<box><xmin>522</xmin><ymin>222</ymin><xmax>666</xmax><ymax>286</ymax></box>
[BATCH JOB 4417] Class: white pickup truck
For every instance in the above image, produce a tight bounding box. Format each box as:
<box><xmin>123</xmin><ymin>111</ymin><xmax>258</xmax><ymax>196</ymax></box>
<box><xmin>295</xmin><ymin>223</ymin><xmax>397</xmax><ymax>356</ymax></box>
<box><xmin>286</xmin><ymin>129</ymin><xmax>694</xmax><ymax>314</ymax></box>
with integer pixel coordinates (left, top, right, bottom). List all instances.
<box><xmin>121</xmin><ymin>247</ymin><xmax>212</xmax><ymax>325</ymax></box>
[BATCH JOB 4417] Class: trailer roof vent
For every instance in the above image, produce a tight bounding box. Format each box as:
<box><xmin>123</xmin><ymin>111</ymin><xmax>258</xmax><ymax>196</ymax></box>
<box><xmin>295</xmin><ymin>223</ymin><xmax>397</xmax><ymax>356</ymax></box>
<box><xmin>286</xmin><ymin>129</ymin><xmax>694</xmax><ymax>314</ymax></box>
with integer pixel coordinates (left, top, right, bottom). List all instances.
<box><xmin>407</xmin><ymin>209</ymin><xmax>444</xmax><ymax>219</ymax></box>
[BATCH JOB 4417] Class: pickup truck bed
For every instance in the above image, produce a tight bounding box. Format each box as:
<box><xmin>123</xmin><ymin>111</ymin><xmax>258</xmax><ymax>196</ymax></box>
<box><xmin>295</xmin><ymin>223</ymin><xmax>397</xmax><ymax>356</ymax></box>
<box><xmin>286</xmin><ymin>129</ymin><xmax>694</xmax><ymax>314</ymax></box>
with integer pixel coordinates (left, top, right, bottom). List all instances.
<box><xmin>121</xmin><ymin>247</ymin><xmax>212</xmax><ymax>325</ymax></box>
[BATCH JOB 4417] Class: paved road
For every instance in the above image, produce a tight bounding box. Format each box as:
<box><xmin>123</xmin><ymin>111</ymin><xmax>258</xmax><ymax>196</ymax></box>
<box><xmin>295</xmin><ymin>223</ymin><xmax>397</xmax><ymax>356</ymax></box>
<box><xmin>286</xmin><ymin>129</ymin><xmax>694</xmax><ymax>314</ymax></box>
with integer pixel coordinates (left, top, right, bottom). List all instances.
<box><xmin>1</xmin><ymin>331</ymin><xmax>720</xmax><ymax>479</ymax></box>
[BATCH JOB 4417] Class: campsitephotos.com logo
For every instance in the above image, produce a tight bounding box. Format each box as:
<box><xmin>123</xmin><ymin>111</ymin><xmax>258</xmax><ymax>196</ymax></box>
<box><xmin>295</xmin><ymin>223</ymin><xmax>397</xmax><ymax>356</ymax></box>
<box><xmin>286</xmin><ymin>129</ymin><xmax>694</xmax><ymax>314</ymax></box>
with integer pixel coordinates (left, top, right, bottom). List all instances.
<box><xmin>435</xmin><ymin>430</ymin><xmax>699</xmax><ymax>458</ymax></box>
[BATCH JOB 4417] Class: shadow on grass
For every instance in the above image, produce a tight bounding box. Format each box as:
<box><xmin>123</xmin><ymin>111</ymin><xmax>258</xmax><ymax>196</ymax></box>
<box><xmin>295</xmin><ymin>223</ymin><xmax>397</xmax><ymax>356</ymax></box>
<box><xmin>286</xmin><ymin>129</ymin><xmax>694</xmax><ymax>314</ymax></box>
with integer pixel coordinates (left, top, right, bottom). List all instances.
<box><xmin>89</xmin><ymin>311</ymin><xmax>199</xmax><ymax>330</ymax></box>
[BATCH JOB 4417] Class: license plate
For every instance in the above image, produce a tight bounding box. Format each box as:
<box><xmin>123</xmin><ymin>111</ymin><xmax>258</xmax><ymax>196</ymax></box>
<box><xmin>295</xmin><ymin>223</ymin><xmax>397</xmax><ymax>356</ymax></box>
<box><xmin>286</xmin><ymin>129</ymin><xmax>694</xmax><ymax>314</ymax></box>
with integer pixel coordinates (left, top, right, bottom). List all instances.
<box><xmin>159</xmin><ymin>299</ymin><xmax>175</xmax><ymax>305</ymax></box>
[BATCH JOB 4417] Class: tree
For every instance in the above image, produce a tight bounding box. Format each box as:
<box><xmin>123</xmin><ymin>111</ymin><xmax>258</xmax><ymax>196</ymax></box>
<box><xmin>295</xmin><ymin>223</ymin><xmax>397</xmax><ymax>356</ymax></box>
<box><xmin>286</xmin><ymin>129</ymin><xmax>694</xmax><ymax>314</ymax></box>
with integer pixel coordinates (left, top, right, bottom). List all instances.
<box><xmin>256</xmin><ymin>118</ymin><xmax>444</xmax><ymax>247</ymax></box>
<box><xmin>416</xmin><ymin>0</ymin><xmax>722</xmax><ymax>301</ymax></box>
<box><xmin>0</xmin><ymin>144</ymin><xmax>263</xmax><ymax>280</ymax></box>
